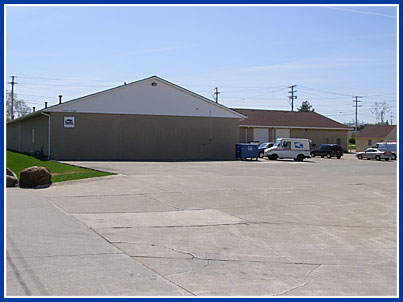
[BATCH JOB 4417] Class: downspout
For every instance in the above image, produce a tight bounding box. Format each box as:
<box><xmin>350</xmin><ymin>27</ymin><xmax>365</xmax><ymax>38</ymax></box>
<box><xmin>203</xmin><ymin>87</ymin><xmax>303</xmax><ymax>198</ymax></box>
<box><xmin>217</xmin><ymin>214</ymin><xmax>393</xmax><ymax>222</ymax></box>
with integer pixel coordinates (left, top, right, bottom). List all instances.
<box><xmin>41</xmin><ymin>112</ymin><xmax>51</xmax><ymax>160</ymax></box>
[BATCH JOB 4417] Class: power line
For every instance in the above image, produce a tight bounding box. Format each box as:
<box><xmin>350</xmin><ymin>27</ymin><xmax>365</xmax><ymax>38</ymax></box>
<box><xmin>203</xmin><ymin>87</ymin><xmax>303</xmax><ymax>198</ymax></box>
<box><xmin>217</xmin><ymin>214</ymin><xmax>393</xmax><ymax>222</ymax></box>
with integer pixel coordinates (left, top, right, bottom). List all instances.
<box><xmin>370</xmin><ymin>101</ymin><xmax>391</xmax><ymax>124</ymax></box>
<box><xmin>299</xmin><ymin>85</ymin><xmax>354</xmax><ymax>97</ymax></box>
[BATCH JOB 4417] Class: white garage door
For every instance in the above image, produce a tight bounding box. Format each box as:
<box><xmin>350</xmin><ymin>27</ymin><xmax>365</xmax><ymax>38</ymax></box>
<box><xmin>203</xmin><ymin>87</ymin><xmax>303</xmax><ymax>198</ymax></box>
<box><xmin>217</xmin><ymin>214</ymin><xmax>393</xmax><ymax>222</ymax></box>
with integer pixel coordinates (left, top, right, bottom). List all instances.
<box><xmin>276</xmin><ymin>128</ymin><xmax>290</xmax><ymax>139</ymax></box>
<box><xmin>253</xmin><ymin>128</ymin><xmax>269</xmax><ymax>143</ymax></box>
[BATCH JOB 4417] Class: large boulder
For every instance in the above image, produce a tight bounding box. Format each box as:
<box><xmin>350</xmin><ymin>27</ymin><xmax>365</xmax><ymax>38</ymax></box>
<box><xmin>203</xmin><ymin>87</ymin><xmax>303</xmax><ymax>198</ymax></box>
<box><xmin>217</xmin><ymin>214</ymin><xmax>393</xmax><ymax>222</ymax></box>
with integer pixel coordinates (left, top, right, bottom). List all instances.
<box><xmin>6</xmin><ymin>168</ymin><xmax>17</xmax><ymax>178</ymax></box>
<box><xmin>20</xmin><ymin>166</ymin><xmax>52</xmax><ymax>188</ymax></box>
<box><xmin>6</xmin><ymin>175</ymin><xmax>19</xmax><ymax>187</ymax></box>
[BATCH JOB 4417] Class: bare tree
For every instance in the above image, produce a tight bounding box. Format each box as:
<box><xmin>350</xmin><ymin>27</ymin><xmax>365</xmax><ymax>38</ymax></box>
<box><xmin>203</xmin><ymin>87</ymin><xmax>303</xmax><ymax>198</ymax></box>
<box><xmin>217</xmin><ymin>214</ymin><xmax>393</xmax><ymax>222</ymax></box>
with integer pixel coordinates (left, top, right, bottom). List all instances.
<box><xmin>6</xmin><ymin>90</ymin><xmax>32</xmax><ymax>122</ymax></box>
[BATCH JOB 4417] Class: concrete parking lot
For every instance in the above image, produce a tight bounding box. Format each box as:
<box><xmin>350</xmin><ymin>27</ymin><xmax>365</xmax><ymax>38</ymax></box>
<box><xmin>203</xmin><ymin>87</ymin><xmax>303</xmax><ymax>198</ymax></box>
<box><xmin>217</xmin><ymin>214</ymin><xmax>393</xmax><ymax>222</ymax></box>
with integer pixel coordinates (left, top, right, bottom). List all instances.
<box><xmin>6</xmin><ymin>154</ymin><xmax>397</xmax><ymax>296</ymax></box>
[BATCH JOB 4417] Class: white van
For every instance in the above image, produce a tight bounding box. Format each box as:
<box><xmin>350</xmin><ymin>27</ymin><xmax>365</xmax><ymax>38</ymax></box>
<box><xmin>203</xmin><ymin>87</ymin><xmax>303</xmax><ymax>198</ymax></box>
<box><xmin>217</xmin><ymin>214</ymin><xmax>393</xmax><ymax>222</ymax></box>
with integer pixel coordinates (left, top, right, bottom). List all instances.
<box><xmin>264</xmin><ymin>138</ymin><xmax>311</xmax><ymax>161</ymax></box>
<box><xmin>372</xmin><ymin>142</ymin><xmax>397</xmax><ymax>160</ymax></box>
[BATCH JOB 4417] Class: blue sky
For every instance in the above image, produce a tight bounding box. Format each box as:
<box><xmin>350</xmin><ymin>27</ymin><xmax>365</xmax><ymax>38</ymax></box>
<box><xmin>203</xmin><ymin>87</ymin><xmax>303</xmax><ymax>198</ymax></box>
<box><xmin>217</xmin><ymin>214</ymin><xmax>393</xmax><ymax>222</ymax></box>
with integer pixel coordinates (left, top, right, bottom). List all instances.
<box><xmin>5</xmin><ymin>5</ymin><xmax>398</xmax><ymax>124</ymax></box>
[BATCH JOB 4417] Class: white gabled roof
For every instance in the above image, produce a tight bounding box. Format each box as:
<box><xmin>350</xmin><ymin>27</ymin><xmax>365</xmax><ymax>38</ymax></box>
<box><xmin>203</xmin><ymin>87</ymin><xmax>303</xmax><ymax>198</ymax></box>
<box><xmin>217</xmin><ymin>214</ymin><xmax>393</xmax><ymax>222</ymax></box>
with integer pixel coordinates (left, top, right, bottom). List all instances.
<box><xmin>42</xmin><ymin>76</ymin><xmax>245</xmax><ymax>119</ymax></box>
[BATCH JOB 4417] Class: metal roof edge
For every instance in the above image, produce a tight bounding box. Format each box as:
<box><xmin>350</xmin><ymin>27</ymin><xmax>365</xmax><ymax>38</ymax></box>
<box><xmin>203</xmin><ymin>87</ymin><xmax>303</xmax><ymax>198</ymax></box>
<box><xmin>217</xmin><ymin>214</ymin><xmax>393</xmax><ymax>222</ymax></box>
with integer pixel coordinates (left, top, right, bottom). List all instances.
<box><xmin>153</xmin><ymin>76</ymin><xmax>246</xmax><ymax>119</ymax></box>
<box><xmin>19</xmin><ymin>75</ymin><xmax>245</xmax><ymax>120</ymax></box>
<box><xmin>6</xmin><ymin>110</ymin><xmax>46</xmax><ymax>124</ymax></box>
<box><xmin>44</xmin><ymin>75</ymin><xmax>157</xmax><ymax>113</ymax></box>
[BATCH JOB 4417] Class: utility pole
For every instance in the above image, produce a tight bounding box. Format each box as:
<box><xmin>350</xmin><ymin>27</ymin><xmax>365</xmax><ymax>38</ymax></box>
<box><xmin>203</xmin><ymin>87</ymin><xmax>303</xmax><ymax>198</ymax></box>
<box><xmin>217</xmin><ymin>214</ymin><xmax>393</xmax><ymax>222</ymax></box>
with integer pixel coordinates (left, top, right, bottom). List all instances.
<box><xmin>8</xmin><ymin>76</ymin><xmax>17</xmax><ymax>120</ymax></box>
<box><xmin>214</xmin><ymin>87</ymin><xmax>220</xmax><ymax>103</ymax></box>
<box><xmin>352</xmin><ymin>96</ymin><xmax>362</xmax><ymax>138</ymax></box>
<box><xmin>288</xmin><ymin>85</ymin><xmax>297</xmax><ymax>111</ymax></box>
<box><xmin>390</xmin><ymin>112</ymin><xmax>393</xmax><ymax>125</ymax></box>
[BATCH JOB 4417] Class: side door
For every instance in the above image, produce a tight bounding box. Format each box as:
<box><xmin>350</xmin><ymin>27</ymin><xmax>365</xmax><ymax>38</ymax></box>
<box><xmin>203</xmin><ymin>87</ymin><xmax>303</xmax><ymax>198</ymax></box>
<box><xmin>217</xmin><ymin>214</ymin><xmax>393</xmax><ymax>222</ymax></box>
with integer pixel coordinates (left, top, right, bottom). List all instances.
<box><xmin>318</xmin><ymin>146</ymin><xmax>327</xmax><ymax>156</ymax></box>
<box><xmin>365</xmin><ymin>149</ymin><xmax>375</xmax><ymax>159</ymax></box>
<box><xmin>281</xmin><ymin>140</ymin><xmax>292</xmax><ymax>158</ymax></box>
<box><xmin>315</xmin><ymin>146</ymin><xmax>324</xmax><ymax>156</ymax></box>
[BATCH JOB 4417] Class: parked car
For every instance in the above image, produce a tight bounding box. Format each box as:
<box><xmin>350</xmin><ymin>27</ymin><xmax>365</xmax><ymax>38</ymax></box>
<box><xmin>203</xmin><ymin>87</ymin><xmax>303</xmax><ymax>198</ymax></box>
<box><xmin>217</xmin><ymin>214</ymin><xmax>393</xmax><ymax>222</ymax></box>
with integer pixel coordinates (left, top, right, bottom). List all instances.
<box><xmin>264</xmin><ymin>138</ymin><xmax>311</xmax><ymax>161</ymax></box>
<box><xmin>356</xmin><ymin>148</ymin><xmax>393</xmax><ymax>161</ymax></box>
<box><xmin>372</xmin><ymin>142</ymin><xmax>397</xmax><ymax>160</ymax></box>
<box><xmin>310</xmin><ymin>144</ymin><xmax>343</xmax><ymax>159</ymax></box>
<box><xmin>258</xmin><ymin>142</ymin><xmax>274</xmax><ymax>158</ymax></box>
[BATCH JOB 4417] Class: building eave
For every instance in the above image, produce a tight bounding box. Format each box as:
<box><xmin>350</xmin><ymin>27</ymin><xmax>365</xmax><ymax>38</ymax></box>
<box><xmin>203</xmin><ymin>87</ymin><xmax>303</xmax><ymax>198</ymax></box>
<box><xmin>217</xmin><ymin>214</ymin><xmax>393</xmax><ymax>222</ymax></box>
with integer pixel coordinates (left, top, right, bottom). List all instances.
<box><xmin>240</xmin><ymin>125</ymin><xmax>350</xmax><ymax>130</ymax></box>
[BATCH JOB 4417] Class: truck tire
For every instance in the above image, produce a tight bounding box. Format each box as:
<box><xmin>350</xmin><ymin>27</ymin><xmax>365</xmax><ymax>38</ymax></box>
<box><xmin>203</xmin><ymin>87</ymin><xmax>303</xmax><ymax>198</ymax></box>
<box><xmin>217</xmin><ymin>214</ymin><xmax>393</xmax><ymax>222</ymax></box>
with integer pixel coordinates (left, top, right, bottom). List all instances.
<box><xmin>326</xmin><ymin>153</ymin><xmax>332</xmax><ymax>159</ymax></box>
<box><xmin>392</xmin><ymin>154</ymin><xmax>397</xmax><ymax>160</ymax></box>
<box><xmin>258</xmin><ymin>151</ymin><xmax>264</xmax><ymax>158</ymax></box>
<box><xmin>296</xmin><ymin>154</ymin><xmax>304</xmax><ymax>162</ymax></box>
<box><xmin>270</xmin><ymin>154</ymin><xmax>278</xmax><ymax>160</ymax></box>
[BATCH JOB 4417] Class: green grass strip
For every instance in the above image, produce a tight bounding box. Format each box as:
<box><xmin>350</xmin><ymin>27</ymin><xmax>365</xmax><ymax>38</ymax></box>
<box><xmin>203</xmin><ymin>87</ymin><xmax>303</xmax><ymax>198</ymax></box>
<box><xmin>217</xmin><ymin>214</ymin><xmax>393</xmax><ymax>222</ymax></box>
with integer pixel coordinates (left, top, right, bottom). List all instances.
<box><xmin>6</xmin><ymin>150</ymin><xmax>114</xmax><ymax>183</ymax></box>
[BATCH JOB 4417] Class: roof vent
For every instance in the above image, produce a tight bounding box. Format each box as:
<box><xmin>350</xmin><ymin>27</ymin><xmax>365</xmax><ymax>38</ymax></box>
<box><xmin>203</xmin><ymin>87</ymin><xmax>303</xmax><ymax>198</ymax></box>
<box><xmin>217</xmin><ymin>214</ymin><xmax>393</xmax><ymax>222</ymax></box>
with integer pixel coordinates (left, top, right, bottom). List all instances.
<box><xmin>151</xmin><ymin>82</ymin><xmax>157</xmax><ymax>86</ymax></box>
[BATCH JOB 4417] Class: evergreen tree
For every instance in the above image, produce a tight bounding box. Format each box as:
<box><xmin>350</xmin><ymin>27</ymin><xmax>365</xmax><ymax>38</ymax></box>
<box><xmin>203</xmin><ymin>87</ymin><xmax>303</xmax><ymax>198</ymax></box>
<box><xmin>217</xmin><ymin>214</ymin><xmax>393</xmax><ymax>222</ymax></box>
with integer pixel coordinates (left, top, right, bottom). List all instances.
<box><xmin>297</xmin><ymin>101</ymin><xmax>315</xmax><ymax>112</ymax></box>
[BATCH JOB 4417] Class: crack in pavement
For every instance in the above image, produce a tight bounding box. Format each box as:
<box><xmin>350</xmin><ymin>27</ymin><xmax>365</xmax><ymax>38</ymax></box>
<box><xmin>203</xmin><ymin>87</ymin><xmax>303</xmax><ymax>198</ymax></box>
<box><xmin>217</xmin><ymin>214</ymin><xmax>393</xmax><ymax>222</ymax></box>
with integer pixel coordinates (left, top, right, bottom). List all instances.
<box><xmin>243</xmin><ymin>220</ymin><xmax>396</xmax><ymax>230</ymax></box>
<box><xmin>8</xmin><ymin>252</ymin><xmax>123</xmax><ymax>259</ymax></box>
<box><xmin>273</xmin><ymin>264</ymin><xmax>322</xmax><ymax>296</ymax></box>
<box><xmin>88</xmin><ymin>227</ymin><xmax>196</xmax><ymax>296</ymax></box>
<box><xmin>131</xmin><ymin>254</ymin><xmax>323</xmax><ymax>266</ymax></box>
<box><xmin>107</xmin><ymin>222</ymin><xmax>249</xmax><ymax>229</ymax></box>
<box><xmin>133</xmin><ymin>258</ymin><xmax>197</xmax><ymax>296</ymax></box>
<box><xmin>164</xmin><ymin>260</ymin><xmax>210</xmax><ymax>278</ymax></box>
<box><xmin>145</xmin><ymin>194</ymin><xmax>181</xmax><ymax>210</ymax></box>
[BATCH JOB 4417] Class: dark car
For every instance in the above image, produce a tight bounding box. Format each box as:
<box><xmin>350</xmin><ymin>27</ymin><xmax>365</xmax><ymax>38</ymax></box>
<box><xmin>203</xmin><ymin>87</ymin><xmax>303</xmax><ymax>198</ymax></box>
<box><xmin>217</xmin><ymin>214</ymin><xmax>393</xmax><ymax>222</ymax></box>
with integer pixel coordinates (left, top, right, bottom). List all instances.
<box><xmin>310</xmin><ymin>144</ymin><xmax>343</xmax><ymax>159</ymax></box>
<box><xmin>257</xmin><ymin>142</ymin><xmax>274</xmax><ymax>158</ymax></box>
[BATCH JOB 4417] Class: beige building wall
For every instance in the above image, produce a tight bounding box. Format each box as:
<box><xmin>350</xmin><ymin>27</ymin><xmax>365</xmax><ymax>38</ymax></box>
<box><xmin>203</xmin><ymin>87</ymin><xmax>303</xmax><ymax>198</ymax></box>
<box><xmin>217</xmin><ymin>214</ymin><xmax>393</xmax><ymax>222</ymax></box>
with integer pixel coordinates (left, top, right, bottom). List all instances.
<box><xmin>290</xmin><ymin>128</ymin><xmax>348</xmax><ymax>151</ymax></box>
<box><xmin>239</xmin><ymin>127</ymin><xmax>254</xmax><ymax>143</ymax></box>
<box><xmin>6</xmin><ymin>115</ymin><xmax>49</xmax><ymax>156</ymax></box>
<box><xmin>238</xmin><ymin>127</ymin><xmax>348</xmax><ymax>150</ymax></box>
<box><xmin>49</xmin><ymin>112</ymin><xmax>239</xmax><ymax>160</ymax></box>
<box><xmin>356</xmin><ymin>136</ymin><xmax>384</xmax><ymax>152</ymax></box>
<box><xmin>386</xmin><ymin>128</ymin><xmax>397</xmax><ymax>141</ymax></box>
<box><xmin>239</xmin><ymin>127</ymin><xmax>246</xmax><ymax>143</ymax></box>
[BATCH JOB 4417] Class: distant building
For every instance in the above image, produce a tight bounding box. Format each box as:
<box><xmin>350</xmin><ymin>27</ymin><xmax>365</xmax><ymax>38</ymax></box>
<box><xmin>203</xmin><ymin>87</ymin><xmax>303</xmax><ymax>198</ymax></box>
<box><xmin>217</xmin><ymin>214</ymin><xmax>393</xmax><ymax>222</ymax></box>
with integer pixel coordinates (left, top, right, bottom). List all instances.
<box><xmin>231</xmin><ymin>108</ymin><xmax>350</xmax><ymax>151</ymax></box>
<box><xmin>355</xmin><ymin>125</ymin><xmax>397</xmax><ymax>152</ymax></box>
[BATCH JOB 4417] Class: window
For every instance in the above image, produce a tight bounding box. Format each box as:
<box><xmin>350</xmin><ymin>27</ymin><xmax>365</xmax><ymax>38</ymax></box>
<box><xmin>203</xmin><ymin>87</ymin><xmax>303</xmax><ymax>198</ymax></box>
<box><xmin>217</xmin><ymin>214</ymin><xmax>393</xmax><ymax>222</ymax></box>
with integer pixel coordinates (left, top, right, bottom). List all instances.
<box><xmin>337</xmin><ymin>138</ymin><xmax>341</xmax><ymax>145</ymax></box>
<box><xmin>282</xmin><ymin>141</ymin><xmax>291</xmax><ymax>149</ymax></box>
<box><xmin>368</xmin><ymin>139</ymin><xmax>372</xmax><ymax>146</ymax></box>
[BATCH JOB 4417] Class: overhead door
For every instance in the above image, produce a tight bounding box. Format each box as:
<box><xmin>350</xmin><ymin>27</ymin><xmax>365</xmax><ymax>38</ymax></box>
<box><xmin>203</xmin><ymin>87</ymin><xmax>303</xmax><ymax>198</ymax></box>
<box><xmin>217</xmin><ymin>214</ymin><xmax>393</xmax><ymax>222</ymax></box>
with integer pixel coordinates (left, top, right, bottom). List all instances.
<box><xmin>275</xmin><ymin>128</ymin><xmax>290</xmax><ymax>139</ymax></box>
<box><xmin>253</xmin><ymin>128</ymin><xmax>269</xmax><ymax>143</ymax></box>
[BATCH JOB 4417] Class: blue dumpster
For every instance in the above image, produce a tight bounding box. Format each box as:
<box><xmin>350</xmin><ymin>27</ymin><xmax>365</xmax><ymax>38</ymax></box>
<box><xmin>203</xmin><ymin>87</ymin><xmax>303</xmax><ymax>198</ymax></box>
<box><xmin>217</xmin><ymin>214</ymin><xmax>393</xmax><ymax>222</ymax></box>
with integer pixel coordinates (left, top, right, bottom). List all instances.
<box><xmin>235</xmin><ymin>143</ymin><xmax>259</xmax><ymax>160</ymax></box>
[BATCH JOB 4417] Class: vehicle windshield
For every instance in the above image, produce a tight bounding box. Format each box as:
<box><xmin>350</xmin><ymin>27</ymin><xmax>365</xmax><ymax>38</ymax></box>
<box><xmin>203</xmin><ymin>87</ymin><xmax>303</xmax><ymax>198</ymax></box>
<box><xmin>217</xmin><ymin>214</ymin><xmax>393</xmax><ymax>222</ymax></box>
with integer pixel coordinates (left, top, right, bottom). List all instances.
<box><xmin>275</xmin><ymin>139</ymin><xmax>281</xmax><ymax>147</ymax></box>
<box><xmin>258</xmin><ymin>143</ymin><xmax>268</xmax><ymax>149</ymax></box>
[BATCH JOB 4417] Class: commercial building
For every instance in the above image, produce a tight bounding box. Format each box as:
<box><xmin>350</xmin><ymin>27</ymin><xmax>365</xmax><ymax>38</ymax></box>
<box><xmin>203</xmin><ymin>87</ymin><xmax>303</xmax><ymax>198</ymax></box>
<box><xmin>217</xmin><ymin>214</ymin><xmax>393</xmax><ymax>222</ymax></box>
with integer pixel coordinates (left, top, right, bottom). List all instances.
<box><xmin>355</xmin><ymin>125</ymin><xmax>397</xmax><ymax>152</ymax></box>
<box><xmin>232</xmin><ymin>108</ymin><xmax>350</xmax><ymax>151</ymax></box>
<box><xmin>7</xmin><ymin>76</ymin><xmax>245</xmax><ymax>160</ymax></box>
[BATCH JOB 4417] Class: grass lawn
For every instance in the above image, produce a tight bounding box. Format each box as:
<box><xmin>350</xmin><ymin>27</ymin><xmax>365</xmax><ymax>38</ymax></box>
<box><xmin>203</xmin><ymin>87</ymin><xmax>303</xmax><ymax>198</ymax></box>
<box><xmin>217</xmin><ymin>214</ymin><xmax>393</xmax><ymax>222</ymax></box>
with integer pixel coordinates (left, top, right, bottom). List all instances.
<box><xmin>6</xmin><ymin>150</ymin><xmax>114</xmax><ymax>183</ymax></box>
